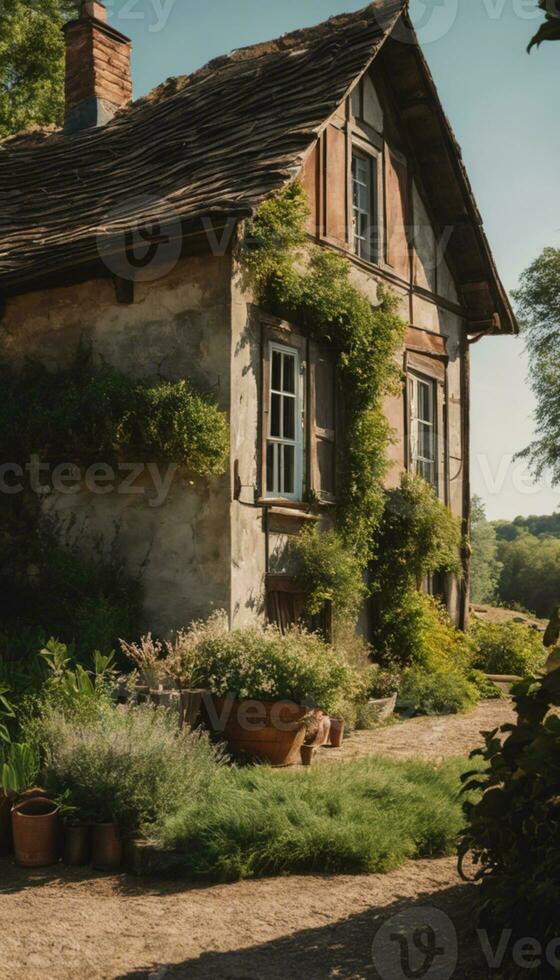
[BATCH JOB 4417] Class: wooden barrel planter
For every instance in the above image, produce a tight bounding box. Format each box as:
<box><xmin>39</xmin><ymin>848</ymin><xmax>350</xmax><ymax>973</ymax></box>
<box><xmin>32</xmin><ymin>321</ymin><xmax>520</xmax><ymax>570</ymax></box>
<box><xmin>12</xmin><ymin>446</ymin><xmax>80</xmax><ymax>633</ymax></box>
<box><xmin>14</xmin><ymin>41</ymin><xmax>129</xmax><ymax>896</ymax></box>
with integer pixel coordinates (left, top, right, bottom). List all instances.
<box><xmin>205</xmin><ymin>696</ymin><xmax>316</xmax><ymax>767</ymax></box>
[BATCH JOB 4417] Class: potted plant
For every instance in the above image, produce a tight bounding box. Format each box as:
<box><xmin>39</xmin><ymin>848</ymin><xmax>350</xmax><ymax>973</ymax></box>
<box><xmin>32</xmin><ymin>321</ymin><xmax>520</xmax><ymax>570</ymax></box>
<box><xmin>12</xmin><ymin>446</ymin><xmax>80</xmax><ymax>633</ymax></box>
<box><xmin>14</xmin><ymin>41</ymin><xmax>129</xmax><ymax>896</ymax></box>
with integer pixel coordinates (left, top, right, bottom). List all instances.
<box><xmin>195</xmin><ymin>623</ymin><xmax>356</xmax><ymax>766</ymax></box>
<box><xmin>64</xmin><ymin>818</ymin><xmax>92</xmax><ymax>867</ymax></box>
<box><xmin>92</xmin><ymin>821</ymin><xmax>123</xmax><ymax>872</ymax></box>
<box><xmin>120</xmin><ymin>634</ymin><xmax>169</xmax><ymax>703</ymax></box>
<box><xmin>61</xmin><ymin>794</ymin><xmax>91</xmax><ymax>868</ymax></box>
<box><xmin>164</xmin><ymin>618</ymin><xmax>223</xmax><ymax>729</ymax></box>
<box><xmin>329</xmin><ymin>716</ymin><xmax>346</xmax><ymax>748</ymax></box>
<box><xmin>2</xmin><ymin>743</ymin><xmax>59</xmax><ymax>868</ymax></box>
<box><xmin>0</xmin><ymin>686</ymin><xmax>15</xmax><ymax>855</ymax></box>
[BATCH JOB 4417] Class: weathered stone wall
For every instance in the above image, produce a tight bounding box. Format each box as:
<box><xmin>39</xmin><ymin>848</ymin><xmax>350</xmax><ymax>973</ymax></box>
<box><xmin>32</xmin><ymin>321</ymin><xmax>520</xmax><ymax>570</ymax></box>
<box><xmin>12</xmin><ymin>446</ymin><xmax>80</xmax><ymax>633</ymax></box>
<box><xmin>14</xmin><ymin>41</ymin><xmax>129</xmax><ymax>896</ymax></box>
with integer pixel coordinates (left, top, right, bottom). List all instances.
<box><xmin>1</xmin><ymin>255</ymin><xmax>233</xmax><ymax>635</ymax></box>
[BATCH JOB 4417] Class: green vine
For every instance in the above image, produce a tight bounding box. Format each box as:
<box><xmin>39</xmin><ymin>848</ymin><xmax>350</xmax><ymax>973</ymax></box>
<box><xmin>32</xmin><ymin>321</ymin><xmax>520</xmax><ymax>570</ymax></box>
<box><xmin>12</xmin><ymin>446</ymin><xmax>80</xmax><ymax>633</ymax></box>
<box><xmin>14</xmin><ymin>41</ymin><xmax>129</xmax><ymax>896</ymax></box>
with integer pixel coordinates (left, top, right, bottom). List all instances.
<box><xmin>0</xmin><ymin>353</ymin><xmax>229</xmax><ymax>660</ymax></box>
<box><xmin>242</xmin><ymin>181</ymin><xmax>406</xmax><ymax>565</ymax></box>
<box><xmin>369</xmin><ymin>473</ymin><xmax>464</xmax><ymax>665</ymax></box>
<box><xmin>0</xmin><ymin>354</ymin><xmax>229</xmax><ymax>476</ymax></box>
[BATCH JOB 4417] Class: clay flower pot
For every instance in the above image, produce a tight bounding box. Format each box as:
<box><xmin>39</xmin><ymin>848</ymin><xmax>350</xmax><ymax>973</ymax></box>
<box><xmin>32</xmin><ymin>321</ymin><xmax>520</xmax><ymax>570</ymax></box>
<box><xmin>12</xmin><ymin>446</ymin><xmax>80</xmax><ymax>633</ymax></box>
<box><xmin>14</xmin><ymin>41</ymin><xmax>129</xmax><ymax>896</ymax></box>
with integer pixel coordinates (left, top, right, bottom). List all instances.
<box><xmin>305</xmin><ymin>713</ymin><xmax>331</xmax><ymax>748</ymax></box>
<box><xmin>0</xmin><ymin>791</ymin><xmax>13</xmax><ymax>856</ymax></box>
<box><xmin>329</xmin><ymin>717</ymin><xmax>345</xmax><ymax>748</ymax></box>
<box><xmin>179</xmin><ymin>689</ymin><xmax>206</xmax><ymax>730</ymax></box>
<box><xmin>64</xmin><ymin>823</ymin><xmax>91</xmax><ymax>867</ymax></box>
<box><xmin>300</xmin><ymin>745</ymin><xmax>315</xmax><ymax>767</ymax></box>
<box><xmin>92</xmin><ymin>823</ymin><xmax>123</xmax><ymax>872</ymax></box>
<box><xmin>206</xmin><ymin>696</ymin><xmax>319</xmax><ymax>767</ymax></box>
<box><xmin>12</xmin><ymin>797</ymin><xmax>59</xmax><ymax>868</ymax></box>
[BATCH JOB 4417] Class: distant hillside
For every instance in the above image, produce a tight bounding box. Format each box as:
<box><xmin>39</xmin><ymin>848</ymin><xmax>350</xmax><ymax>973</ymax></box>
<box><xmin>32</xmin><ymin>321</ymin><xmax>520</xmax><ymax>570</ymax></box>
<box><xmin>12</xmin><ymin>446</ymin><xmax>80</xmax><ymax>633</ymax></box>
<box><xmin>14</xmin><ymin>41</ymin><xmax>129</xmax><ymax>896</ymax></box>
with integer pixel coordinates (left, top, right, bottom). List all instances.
<box><xmin>493</xmin><ymin>514</ymin><xmax>560</xmax><ymax>541</ymax></box>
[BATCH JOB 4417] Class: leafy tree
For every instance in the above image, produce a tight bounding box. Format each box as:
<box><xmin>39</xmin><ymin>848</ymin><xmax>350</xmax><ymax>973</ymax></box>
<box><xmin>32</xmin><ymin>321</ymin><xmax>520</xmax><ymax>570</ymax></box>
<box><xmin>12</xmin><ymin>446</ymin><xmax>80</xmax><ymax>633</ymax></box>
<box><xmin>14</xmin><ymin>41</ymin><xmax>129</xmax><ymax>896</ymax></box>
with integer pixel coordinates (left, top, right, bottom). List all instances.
<box><xmin>494</xmin><ymin>513</ymin><xmax>560</xmax><ymax>541</ymax></box>
<box><xmin>0</xmin><ymin>0</ymin><xmax>75</xmax><ymax>140</ymax></box>
<box><xmin>470</xmin><ymin>497</ymin><xmax>502</xmax><ymax>604</ymax></box>
<box><xmin>528</xmin><ymin>0</ymin><xmax>560</xmax><ymax>52</ymax></box>
<box><xmin>513</xmin><ymin>248</ymin><xmax>560</xmax><ymax>482</ymax></box>
<box><xmin>497</xmin><ymin>531</ymin><xmax>560</xmax><ymax>619</ymax></box>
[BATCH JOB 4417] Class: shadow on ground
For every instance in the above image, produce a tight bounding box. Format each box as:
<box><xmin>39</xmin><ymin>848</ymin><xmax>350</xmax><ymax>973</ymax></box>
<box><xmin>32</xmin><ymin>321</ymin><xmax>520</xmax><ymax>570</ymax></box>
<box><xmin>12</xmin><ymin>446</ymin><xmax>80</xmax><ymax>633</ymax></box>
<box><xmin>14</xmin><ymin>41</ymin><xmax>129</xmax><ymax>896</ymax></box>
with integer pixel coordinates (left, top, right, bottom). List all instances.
<box><xmin>114</xmin><ymin>881</ymin><xmax>489</xmax><ymax>980</ymax></box>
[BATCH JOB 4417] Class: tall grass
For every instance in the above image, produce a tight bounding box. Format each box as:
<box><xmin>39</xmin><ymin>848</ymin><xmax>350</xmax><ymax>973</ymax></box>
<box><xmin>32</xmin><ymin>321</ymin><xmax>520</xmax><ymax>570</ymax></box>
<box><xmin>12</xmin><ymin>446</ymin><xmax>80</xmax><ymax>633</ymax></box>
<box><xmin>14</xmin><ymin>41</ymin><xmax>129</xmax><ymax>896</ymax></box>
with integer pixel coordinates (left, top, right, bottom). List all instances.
<box><xmin>157</xmin><ymin>756</ymin><xmax>467</xmax><ymax>881</ymax></box>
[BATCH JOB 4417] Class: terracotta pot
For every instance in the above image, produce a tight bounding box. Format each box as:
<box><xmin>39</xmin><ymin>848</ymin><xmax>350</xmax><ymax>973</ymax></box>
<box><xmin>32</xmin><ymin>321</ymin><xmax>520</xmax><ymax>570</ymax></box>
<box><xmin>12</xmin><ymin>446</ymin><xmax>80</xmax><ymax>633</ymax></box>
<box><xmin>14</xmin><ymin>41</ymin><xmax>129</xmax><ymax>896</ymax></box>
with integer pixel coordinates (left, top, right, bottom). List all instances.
<box><xmin>306</xmin><ymin>714</ymin><xmax>331</xmax><ymax>747</ymax></box>
<box><xmin>0</xmin><ymin>791</ymin><xmax>13</xmax><ymax>856</ymax></box>
<box><xmin>92</xmin><ymin>823</ymin><xmax>123</xmax><ymax>872</ymax></box>
<box><xmin>134</xmin><ymin>684</ymin><xmax>150</xmax><ymax>704</ymax></box>
<box><xmin>329</xmin><ymin>717</ymin><xmax>345</xmax><ymax>748</ymax></box>
<box><xmin>300</xmin><ymin>745</ymin><xmax>315</xmax><ymax>767</ymax></box>
<box><xmin>206</xmin><ymin>696</ymin><xmax>317</xmax><ymax>767</ymax></box>
<box><xmin>179</xmin><ymin>689</ymin><xmax>205</xmax><ymax>730</ymax></box>
<box><xmin>64</xmin><ymin>824</ymin><xmax>91</xmax><ymax>867</ymax></box>
<box><xmin>12</xmin><ymin>797</ymin><xmax>59</xmax><ymax>868</ymax></box>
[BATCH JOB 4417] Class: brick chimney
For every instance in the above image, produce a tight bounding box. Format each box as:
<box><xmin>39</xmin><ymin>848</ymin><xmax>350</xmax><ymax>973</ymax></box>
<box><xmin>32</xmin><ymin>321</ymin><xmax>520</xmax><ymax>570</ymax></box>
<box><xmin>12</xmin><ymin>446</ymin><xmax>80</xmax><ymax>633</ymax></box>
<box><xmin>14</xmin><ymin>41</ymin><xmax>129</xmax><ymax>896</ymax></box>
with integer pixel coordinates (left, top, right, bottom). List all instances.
<box><xmin>63</xmin><ymin>1</ymin><xmax>132</xmax><ymax>133</ymax></box>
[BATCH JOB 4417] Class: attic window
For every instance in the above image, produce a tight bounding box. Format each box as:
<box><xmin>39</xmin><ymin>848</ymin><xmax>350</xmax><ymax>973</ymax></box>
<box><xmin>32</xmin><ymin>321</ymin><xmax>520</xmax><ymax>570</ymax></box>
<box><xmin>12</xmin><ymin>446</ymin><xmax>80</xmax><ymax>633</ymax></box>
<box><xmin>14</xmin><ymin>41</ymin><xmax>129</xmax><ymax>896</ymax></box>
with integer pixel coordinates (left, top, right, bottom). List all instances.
<box><xmin>352</xmin><ymin>150</ymin><xmax>377</xmax><ymax>262</ymax></box>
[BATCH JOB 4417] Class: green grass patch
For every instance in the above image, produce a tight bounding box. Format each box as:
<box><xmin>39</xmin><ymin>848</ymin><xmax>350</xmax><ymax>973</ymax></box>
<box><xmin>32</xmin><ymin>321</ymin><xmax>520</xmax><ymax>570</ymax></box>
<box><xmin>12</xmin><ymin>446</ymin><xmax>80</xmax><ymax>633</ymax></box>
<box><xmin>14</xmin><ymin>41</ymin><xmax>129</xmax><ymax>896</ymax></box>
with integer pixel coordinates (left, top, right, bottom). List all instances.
<box><xmin>157</xmin><ymin>756</ymin><xmax>468</xmax><ymax>882</ymax></box>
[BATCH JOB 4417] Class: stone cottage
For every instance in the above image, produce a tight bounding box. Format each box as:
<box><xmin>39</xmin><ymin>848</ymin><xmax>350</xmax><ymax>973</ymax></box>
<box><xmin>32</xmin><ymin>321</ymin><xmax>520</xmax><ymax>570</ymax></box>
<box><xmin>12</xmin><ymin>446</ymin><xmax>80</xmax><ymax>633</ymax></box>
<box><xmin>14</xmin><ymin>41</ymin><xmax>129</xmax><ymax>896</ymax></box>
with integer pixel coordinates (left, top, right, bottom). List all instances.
<box><xmin>0</xmin><ymin>0</ymin><xmax>516</xmax><ymax>637</ymax></box>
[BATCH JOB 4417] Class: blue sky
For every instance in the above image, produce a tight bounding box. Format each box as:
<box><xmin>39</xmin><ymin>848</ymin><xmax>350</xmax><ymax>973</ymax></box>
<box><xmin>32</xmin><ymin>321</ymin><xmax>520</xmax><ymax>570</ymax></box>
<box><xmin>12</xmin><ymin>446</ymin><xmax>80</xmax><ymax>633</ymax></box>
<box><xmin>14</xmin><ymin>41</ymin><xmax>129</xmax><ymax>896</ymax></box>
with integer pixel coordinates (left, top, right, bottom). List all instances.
<box><xmin>108</xmin><ymin>0</ymin><xmax>559</xmax><ymax>520</ymax></box>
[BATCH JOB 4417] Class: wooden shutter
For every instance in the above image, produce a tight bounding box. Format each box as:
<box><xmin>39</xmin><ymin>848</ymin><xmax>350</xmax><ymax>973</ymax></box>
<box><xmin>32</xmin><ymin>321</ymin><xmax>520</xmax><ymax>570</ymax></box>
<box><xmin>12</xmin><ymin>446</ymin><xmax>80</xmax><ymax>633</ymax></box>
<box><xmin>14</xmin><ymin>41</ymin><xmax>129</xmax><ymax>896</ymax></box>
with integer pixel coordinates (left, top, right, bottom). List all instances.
<box><xmin>301</xmin><ymin>142</ymin><xmax>320</xmax><ymax>238</ymax></box>
<box><xmin>386</xmin><ymin>150</ymin><xmax>409</xmax><ymax>279</ymax></box>
<box><xmin>309</xmin><ymin>342</ymin><xmax>336</xmax><ymax>502</ymax></box>
<box><xmin>325</xmin><ymin>124</ymin><xmax>348</xmax><ymax>246</ymax></box>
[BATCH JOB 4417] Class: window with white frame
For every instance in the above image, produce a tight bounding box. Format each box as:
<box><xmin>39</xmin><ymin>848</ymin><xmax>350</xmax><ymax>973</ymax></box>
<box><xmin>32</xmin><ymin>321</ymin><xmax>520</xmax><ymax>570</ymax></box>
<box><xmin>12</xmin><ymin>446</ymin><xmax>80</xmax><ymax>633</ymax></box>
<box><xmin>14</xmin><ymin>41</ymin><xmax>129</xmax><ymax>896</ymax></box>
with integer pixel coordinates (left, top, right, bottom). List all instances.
<box><xmin>352</xmin><ymin>150</ymin><xmax>377</xmax><ymax>261</ymax></box>
<box><xmin>409</xmin><ymin>373</ymin><xmax>438</xmax><ymax>489</ymax></box>
<box><xmin>266</xmin><ymin>343</ymin><xmax>303</xmax><ymax>499</ymax></box>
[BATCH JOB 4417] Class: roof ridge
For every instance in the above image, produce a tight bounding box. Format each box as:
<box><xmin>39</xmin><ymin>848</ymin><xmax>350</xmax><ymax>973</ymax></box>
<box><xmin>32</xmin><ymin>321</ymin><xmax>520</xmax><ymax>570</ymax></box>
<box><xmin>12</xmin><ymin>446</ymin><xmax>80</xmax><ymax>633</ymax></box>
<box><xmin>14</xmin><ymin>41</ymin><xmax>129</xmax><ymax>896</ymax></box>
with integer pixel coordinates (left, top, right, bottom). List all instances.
<box><xmin>128</xmin><ymin>0</ymin><xmax>406</xmax><ymax>116</ymax></box>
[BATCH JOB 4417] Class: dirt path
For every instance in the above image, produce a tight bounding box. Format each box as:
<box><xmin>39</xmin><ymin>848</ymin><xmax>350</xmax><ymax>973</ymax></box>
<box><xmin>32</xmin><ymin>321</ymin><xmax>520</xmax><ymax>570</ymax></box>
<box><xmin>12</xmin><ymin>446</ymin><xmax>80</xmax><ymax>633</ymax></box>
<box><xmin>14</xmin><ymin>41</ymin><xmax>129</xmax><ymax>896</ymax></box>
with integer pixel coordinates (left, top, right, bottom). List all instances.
<box><xmin>0</xmin><ymin>701</ymin><xmax>513</xmax><ymax>980</ymax></box>
<box><xmin>0</xmin><ymin>857</ymin><xmax>488</xmax><ymax>979</ymax></box>
<box><xmin>317</xmin><ymin>699</ymin><xmax>516</xmax><ymax>765</ymax></box>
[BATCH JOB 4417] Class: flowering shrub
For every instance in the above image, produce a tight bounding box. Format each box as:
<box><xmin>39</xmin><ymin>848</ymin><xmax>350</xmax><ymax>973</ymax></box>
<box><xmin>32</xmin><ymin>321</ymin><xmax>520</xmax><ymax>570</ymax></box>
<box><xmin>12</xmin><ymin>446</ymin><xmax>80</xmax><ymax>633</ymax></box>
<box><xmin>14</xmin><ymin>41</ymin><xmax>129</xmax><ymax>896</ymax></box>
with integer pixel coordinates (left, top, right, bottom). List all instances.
<box><xmin>195</xmin><ymin>623</ymin><xmax>357</xmax><ymax>713</ymax></box>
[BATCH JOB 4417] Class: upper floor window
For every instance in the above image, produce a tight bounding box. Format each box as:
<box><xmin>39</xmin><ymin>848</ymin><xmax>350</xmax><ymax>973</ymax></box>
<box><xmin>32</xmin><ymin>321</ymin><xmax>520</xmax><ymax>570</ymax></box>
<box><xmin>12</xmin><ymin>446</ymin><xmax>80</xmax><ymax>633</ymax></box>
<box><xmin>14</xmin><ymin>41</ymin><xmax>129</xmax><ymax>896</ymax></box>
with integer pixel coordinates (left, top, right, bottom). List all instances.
<box><xmin>266</xmin><ymin>343</ymin><xmax>303</xmax><ymax>500</ymax></box>
<box><xmin>409</xmin><ymin>372</ymin><xmax>437</xmax><ymax>489</ymax></box>
<box><xmin>352</xmin><ymin>150</ymin><xmax>377</xmax><ymax>262</ymax></box>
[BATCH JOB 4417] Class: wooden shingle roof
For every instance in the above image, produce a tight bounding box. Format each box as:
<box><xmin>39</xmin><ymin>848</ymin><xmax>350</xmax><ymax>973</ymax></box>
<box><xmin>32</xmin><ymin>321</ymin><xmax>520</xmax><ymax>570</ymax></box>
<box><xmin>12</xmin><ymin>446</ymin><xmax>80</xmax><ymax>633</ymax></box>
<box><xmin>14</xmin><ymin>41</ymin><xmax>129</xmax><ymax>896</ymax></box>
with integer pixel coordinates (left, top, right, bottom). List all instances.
<box><xmin>0</xmin><ymin>0</ymin><xmax>403</xmax><ymax>292</ymax></box>
<box><xmin>0</xmin><ymin>0</ymin><xmax>516</xmax><ymax>332</ymax></box>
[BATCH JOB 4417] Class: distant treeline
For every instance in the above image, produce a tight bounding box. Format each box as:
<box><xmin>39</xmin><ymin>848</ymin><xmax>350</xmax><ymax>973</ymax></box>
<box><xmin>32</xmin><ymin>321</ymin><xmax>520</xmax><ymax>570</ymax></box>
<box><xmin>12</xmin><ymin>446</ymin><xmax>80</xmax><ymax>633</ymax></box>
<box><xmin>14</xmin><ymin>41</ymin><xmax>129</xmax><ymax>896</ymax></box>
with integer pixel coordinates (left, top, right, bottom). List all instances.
<box><xmin>471</xmin><ymin>500</ymin><xmax>560</xmax><ymax>619</ymax></box>
<box><xmin>493</xmin><ymin>513</ymin><xmax>560</xmax><ymax>542</ymax></box>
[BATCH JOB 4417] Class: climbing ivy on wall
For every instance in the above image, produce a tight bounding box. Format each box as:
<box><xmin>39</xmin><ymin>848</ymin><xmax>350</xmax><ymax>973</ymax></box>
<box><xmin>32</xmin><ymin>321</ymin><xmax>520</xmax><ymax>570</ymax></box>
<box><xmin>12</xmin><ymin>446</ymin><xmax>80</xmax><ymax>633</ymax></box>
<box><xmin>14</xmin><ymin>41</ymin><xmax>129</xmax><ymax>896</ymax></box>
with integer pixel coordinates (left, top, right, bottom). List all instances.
<box><xmin>0</xmin><ymin>352</ymin><xmax>229</xmax><ymax>659</ymax></box>
<box><xmin>0</xmin><ymin>354</ymin><xmax>229</xmax><ymax>476</ymax></box>
<box><xmin>242</xmin><ymin>181</ymin><xmax>407</xmax><ymax>566</ymax></box>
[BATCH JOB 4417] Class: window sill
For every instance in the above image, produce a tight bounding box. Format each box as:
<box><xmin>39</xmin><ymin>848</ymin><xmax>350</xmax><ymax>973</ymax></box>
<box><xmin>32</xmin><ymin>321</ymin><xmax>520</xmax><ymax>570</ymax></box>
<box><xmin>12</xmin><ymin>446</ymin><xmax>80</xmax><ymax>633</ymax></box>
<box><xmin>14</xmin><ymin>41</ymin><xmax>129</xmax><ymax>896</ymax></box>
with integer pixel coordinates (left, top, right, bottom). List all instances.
<box><xmin>257</xmin><ymin>498</ymin><xmax>335</xmax><ymax>510</ymax></box>
<box><xmin>263</xmin><ymin>505</ymin><xmax>320</xmax><ymax>536</ymax></box>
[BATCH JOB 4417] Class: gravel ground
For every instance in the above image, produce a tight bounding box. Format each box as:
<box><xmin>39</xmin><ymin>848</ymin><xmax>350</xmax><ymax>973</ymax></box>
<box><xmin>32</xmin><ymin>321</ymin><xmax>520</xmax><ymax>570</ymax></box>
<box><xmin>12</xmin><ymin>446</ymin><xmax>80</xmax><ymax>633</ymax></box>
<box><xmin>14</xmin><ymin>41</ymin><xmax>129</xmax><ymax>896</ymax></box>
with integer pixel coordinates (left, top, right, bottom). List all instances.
<box><xmin>0</xmin><ymin>700</ymin><xmax>514</xmax><ymax>980</ymax></box>
<box><xmin>316</xmin><ymin>699</ymin><xmax>516</xmax><ymax>765</ymax></box>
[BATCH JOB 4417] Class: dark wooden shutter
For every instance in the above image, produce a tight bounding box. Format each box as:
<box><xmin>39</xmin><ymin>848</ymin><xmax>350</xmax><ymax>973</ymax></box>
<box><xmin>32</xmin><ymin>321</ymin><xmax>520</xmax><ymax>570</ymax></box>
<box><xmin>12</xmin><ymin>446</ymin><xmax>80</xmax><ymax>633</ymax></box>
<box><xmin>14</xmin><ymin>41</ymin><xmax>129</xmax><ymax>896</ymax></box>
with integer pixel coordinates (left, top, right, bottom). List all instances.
<box><xmin>386</xmin><ymin>150</ymin><xmax>409</xmax><ymax>279</ymax></box>
<box><xmin>325</xmin><ymin>124</ymin><xmax>348</xmax><ymax>246</ymax></box>
<box><xmin>301</xmin><ymin>142</ymin><xmax>320</xmax><ymax>239</ymax></box>
<box><xmin>309</xmin><ymin>342</ymin><xmax>336</xmax><ymax>502</ymax></box>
